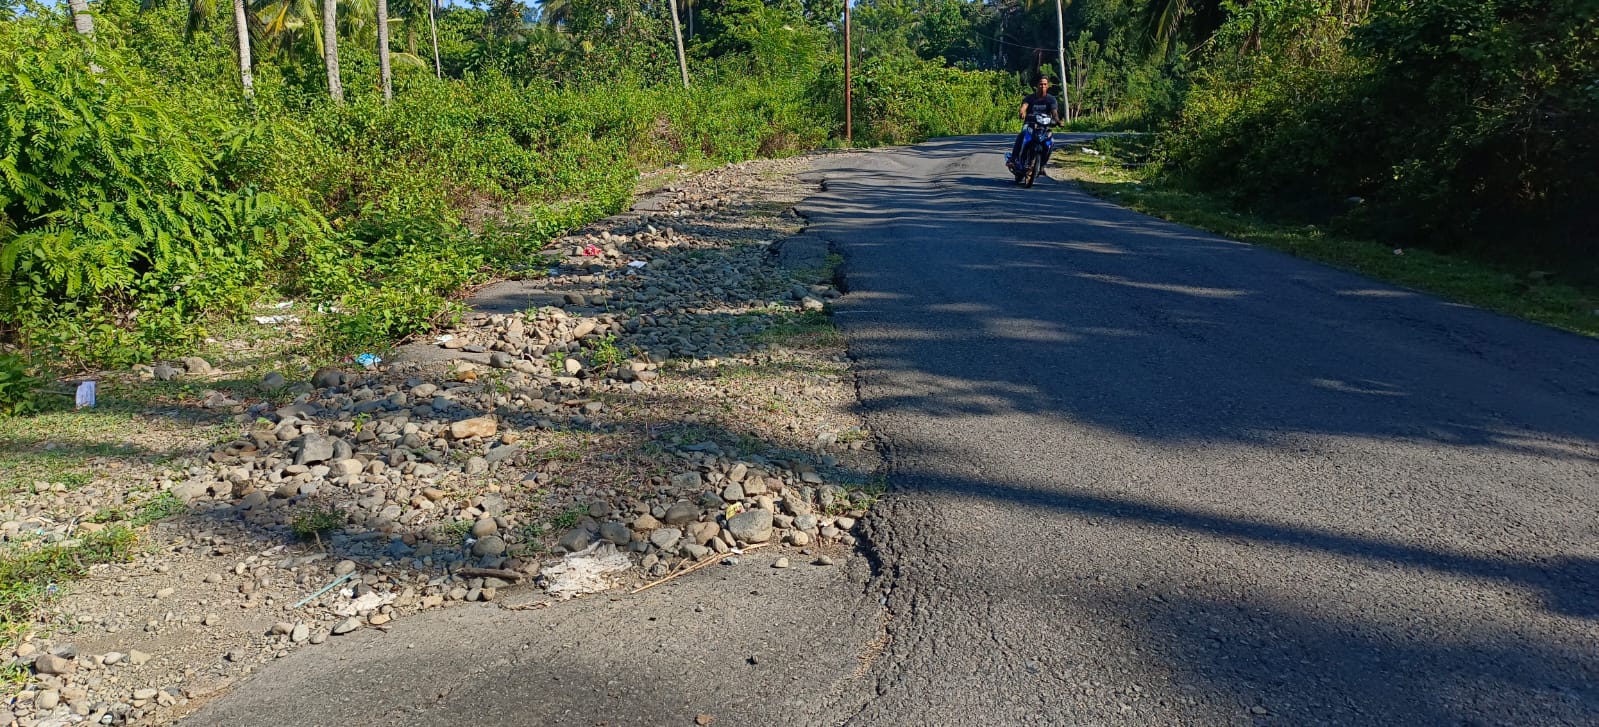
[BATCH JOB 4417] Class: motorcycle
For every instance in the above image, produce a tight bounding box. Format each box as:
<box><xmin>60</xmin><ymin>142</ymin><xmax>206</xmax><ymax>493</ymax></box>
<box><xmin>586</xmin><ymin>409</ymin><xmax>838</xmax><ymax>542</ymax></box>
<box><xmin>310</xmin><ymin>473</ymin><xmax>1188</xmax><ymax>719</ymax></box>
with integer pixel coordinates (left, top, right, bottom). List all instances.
<box><xmin>1009</xmin><ymin>113</ymin><xmax>1056</xmax><ymax>188</ymax></box>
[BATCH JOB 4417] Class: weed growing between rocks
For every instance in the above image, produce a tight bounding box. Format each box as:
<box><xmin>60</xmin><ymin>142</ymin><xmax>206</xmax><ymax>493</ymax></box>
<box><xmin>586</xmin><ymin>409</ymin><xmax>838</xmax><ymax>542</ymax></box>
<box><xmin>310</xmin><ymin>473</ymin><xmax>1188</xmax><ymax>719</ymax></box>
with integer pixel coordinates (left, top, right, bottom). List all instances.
<box><xmin>288</xmin><ymin>507</ymin><xmax>344</xmax><ymax>543</ymax></box>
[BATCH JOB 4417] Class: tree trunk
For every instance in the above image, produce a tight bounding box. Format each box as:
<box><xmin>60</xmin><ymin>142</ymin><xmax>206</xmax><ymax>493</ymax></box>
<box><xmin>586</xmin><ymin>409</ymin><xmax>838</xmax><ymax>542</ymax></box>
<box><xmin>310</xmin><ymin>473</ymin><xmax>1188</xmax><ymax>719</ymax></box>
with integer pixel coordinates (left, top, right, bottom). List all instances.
<box><xmin>323</xmin><ymin>0</ymin><xmax>344</xmax><ymax>102</ymax></box>
<box><xmin>668</xmin><ymin>0</ymin><xmax>689</xmax><ymax>88</ymax></box>
<box><xmin>67</xmin><ymin>0</ymin><xmax>95</xmax><ymax>36</ymax></box>
<box><xmin>233</xmin><ymin>0</ymin><xmax>255</xmax><ymax>99</ymax></box>
<box><xmin>377</xmin><ymin>0</ymin><xmax>392</xmax><ymax>101</ymax></box>
<box><xmin>428</xmin><ymin>0</ymin><xmax>442</xmax><ymax>79</ymax></box>
<box><xmin>67</xmin><ymin>0</ymin><xmax>104</xmax><ymax>74</ymax></box>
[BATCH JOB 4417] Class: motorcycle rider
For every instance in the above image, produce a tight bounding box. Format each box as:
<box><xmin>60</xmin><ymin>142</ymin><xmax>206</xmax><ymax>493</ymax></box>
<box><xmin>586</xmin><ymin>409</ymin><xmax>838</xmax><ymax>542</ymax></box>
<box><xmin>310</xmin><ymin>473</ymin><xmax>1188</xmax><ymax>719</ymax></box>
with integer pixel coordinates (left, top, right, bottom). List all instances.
<box><xmin>1007</xmin><ymin>75</ymin><xmax>1062</xmax><ymax>172</ymax></box>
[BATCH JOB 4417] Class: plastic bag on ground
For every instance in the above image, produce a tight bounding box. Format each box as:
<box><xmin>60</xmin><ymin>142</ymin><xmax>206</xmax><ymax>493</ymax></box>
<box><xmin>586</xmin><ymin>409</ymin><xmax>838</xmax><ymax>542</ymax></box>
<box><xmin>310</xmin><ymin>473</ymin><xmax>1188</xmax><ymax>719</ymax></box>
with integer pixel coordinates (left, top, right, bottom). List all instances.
<box><xmin>540</xmin><ymin>542</ymin><xmax>633</xmax><ymax>600</ymax></box>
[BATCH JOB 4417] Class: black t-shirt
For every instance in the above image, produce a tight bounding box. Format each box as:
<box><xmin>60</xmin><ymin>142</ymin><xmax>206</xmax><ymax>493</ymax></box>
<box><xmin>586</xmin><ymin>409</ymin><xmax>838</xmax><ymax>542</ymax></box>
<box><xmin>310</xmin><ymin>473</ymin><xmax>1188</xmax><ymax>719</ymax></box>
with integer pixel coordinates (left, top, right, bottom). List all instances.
<box><xmin>1023</xmin><ymin>92</ymin><xmax>1059</xmax><ymax>120</ymax></box>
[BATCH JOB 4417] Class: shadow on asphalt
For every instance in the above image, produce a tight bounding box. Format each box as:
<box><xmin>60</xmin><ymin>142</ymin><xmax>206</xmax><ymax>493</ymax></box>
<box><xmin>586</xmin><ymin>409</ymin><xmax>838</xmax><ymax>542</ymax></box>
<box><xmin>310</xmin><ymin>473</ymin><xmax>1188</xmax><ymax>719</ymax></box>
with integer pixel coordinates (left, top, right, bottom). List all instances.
<box><xmin>805</xmin><ymin>137</ymin><xmax>1599</xmax><ymax>461</ymax></box>
<box><xmin>805</xmin><ymin>136</ymin><xmax>1599</xmax><ymax>724</ymax></box>
<box><xmin>903</xmin><ymin>470</ymin><xmax>1599</xmax><ymax>622</ymax></box>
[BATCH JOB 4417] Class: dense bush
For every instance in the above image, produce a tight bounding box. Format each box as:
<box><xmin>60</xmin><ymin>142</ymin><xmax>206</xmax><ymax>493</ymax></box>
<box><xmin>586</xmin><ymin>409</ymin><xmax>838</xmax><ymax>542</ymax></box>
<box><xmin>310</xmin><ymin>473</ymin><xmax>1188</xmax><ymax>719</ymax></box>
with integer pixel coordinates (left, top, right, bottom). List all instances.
<box><xmin>0</xmin><ymin>21</ymin><xmax>328</xmax><ymax>367</ymax></box>
<box><xmin>851</xmin><ymin>54</ymin><xmax>1018</xmax><ymax>145</ymax></box>
<box><xmin>1159</xmin><ymin>0</ymin><xmax>1598</xmax><ymax>268</ymax></box>
<box><xmin>0</xmin><ymin>0</ymin><xmax>1010</xmax><ymax>381</ymax></box>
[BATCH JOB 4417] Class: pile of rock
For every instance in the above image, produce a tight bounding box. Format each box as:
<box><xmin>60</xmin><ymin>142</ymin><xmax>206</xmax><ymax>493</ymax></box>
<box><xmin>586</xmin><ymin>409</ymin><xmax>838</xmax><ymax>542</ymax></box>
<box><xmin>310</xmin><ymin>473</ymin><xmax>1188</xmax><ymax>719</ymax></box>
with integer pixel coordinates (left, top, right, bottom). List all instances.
<box><xmin>542</xmin><ymin>446</ymin><xmax>866</xmax><ymax>578</ymax></box>
<box><xmin>8</xmin><ymin>644</ymin><xmax>171</xmax><ymax>727</ymax></box>
<box><xmin>174</xmin><ymin>368</ymin><xmax>869</xmax><ymax>573</ymax></box>
<box><xmin>161</xmin><ymin>158</ymin><xmax>864</xmax><ymax>584</ymax></box>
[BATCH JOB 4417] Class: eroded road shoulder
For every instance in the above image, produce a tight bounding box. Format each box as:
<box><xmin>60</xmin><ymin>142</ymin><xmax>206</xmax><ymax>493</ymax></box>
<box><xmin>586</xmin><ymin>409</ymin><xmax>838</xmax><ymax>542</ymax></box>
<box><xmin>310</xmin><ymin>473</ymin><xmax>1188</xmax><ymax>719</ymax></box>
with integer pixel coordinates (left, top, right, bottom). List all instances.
<box><xmin>6</xmin><ymin>154</ymin><xmax>890</xmax><ymax>727</ymax></box>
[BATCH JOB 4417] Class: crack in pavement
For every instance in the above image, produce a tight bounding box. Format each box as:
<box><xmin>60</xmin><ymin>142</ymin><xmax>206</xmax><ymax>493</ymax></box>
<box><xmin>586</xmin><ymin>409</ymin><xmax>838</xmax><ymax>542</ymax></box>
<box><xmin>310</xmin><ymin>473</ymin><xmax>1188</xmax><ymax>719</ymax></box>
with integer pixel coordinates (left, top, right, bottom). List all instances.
<box><xmin>798</xmin><ymin>135</ymin><xmax>1599</xmax><ymax>726</ymax></box>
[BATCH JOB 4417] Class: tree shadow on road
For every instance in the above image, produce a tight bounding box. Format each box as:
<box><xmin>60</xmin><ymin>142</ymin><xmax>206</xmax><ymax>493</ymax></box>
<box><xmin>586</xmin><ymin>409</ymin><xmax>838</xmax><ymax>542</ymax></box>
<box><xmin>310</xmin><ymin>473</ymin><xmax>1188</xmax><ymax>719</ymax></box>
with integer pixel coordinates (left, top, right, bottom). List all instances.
<box><xmin>803</xmin><ymin>136</ymin><xmax>1599</xmax><ymax>724</ymax></box>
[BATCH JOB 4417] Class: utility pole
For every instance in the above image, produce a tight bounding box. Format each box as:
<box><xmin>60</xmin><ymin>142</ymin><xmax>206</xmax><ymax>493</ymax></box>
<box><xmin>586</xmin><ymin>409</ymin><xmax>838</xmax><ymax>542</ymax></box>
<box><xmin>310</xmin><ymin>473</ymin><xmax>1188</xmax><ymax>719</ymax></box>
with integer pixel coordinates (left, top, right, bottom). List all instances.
<box><xmin>668</xmin><ymin>0</ymin><xmax>690</xmax><ymax>88</ymax></box>
<box><xmin>1055</xmin><ymin>0</ymin><xmax>1070</xmax><ymax>122</ymax></box>
<box><xmin>429</xmin><ymin>0</ymin><xmax>442</xmax><ymax>79</ymax></box>
<box><xmin>844</xmin><ymin>0</ymin><xmax>852</xmax><ymax>144</ymax></box>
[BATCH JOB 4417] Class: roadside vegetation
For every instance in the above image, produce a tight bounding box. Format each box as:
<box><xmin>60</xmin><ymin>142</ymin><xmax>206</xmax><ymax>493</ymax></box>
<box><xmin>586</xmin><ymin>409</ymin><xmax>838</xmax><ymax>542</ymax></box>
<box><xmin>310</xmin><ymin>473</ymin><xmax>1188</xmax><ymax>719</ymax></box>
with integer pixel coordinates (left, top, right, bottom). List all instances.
<box><xmin>1048</xmin><ymin>0</ymin><xmax>1597</xmax><ymax>336</ymax></box>
<box><xmin>1061</xmin><ymin>136</ymin><xmax>1599</xmax><ymax>337</ymax></box>
<box><xmin>0</xmin><ymin>0</ymin><xmax>1023</xmax><ymax>418</ymax></box>
<box><xmin>7</xmin><ymin>0</ymin><xmax>1589</xmax><ymax>412</ymax></box>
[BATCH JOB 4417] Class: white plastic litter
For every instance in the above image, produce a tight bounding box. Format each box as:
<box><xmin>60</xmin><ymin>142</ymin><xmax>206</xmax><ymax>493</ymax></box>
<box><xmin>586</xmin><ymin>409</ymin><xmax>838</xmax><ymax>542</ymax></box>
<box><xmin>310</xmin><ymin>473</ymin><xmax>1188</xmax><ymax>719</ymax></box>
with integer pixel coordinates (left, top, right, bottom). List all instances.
<box><xmin>435</xmin><ymin>334</ymin><xmax>455</xmax><ymax>344</ymax></box>
<box><xmin>335</xmin><ymin>590</ymin><xmax>396</xmax><ymax>616</ymax></box>
<box><xmin>74</xmin><ymin>381</ymin><xmax>96</xmax><ymax>409</ymax></box>
<box><xmin>540</xmin><ymin>543</ymin><xmax>633</xmax><ymax>600</ymax></box>
<box><xmin>627</xmin><ymin>260</ymin><xmax>648</xmax><ymax>269</ymax></box>
<box><xmin>253</xmin><ymin>315</ymin><xmax>300</xmax><ymax>325</ymax></box>
<box><xmin>1080</xmin><ymin>147</ymin><xmax>1102</xmax><ymax>155</ymax></box>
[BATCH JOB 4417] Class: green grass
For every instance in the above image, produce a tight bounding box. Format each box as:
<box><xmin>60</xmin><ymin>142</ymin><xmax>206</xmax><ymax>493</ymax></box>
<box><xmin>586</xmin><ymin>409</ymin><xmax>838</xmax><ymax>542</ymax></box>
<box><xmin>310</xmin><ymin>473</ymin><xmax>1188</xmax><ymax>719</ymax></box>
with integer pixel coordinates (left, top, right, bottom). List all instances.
<box><xmin>539</xmin><ymin>438</ymin><xmax>586</xmax><ymax>463</ymax></box>
<box><xmin>89</xmin><ymin>492</ymin><xmax>185</xmax><ymax>529</ymax></box>
<box><xmin>756</xmin><ymin>310</ymin><xmax>846</xmax><ymax>348</ymax></box>
<box><xmin>1062</xmin><ymin>114</ymin><xmax>1151</xmax><ymax>133</ymax></box>
<box><xmin>0</xmin><ymin>386</ymin><xmax>220</xmax><ymax>686</ymax></box>
<box><xmin>1</xmin><ymin>526</ymin><xmax>140</xmax><ymax>686</ymax></box>
<box><xmin>1057</xmin><ymin>137</ymin><xmax>1599</xmax><ymax>338</ymax></box>
<box><xmin>290</xmin><ymin>505</ymin><xmax>347</xmax><ymax>542</ymax></box>
<box><xmin>0</xmin><ymin>408</ymin><xmax>170</xmax><ymax>497</ymax></box>
<box><xmin>438</xmin><ymin>519</ymin><xmax>474</xmax><ymax>544</ymax></box>
<box><xmin>0</xmin><ymin>396</ymin><xmax>230</xmax><ymax>505</ymax></box>
<box><xmin>548</xmin><ymin>505</ymin><xmax>588</xmax><ymax>531</ymax></box>
<box><xmin>790</xmin><ymin>252</ymin><xmax>846</xmax><ymax>286</ymax></box>
<box><xmin>824</xmin><ymin>478</ymin><xmax>888</xmax><ymax>516</ymax></box>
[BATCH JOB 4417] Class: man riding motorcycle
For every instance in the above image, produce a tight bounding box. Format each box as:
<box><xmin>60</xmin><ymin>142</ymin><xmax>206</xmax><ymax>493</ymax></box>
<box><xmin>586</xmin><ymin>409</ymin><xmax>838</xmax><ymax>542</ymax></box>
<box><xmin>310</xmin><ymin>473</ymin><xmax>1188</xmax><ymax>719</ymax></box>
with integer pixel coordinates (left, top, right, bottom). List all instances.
<box><xmin>1007</xmin><ymin>75</ymin><xmax>1062</xmax><ymax>172</ymax></box>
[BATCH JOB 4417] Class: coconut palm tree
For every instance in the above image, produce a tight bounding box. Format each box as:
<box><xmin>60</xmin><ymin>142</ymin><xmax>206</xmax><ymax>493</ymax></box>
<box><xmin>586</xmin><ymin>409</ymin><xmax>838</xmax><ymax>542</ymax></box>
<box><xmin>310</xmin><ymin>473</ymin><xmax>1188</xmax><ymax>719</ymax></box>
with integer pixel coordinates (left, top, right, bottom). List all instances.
<box><xmin>428</xmin><ymin>0</ymin><xmax>440</xmax><ymax>77</ymax></box>
<box><xmin>377</xmin><ymin>0</ymin><xmax>392</xmax><ymax>100</ymax></box>
<box><xmin>256</xmin><ymin>0</ymin><xmax>323</xmax><ymax>62</ymax></box>
<box><xmin>537</xmin><ymin>0</ymin><xmax>572</xmax><ymax>27</ymax></box>
<box><xmin>234</xmin><ymin>0</ymin><xmax>255</xmax><ymax>97</ymax></box>
<box><xmin>323</xmin><ymin>0</ymin><xmax>343</xmax><ymax>101</ymax></box>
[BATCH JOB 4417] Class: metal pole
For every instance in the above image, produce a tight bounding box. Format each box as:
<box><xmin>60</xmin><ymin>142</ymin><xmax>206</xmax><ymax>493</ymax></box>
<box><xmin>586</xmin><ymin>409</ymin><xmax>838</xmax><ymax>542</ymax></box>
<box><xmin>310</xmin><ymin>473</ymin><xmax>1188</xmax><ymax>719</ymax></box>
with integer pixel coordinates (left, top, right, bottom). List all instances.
<box><xmin>1055</xmin><ymin>0</ymin><xmax>1070</xmax><ymax>122</ymax></box>
<box><xmin>844</xmin><ymin>1</ymin><xmax>852</xmax><ymax>144</ymax></box>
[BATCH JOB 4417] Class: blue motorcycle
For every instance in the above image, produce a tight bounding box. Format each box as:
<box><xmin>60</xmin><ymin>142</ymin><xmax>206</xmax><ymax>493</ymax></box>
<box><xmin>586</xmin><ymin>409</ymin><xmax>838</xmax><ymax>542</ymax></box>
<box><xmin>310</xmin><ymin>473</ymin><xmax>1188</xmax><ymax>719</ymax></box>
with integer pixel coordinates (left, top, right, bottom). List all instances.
<box><xmin>1011</xmin><ymin>113</ymin><xmax>1056</xmax><ymax>188</ymax></box>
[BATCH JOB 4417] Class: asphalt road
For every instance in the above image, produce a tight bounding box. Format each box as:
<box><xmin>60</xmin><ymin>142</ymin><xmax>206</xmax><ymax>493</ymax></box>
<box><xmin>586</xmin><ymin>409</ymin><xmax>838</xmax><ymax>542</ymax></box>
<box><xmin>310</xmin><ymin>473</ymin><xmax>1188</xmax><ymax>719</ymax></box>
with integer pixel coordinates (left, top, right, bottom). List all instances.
<box><xmin>187</xmin><ymin>136</ymin><xmax>1599</xmax><ymax>726</ymax></box>
<box><xmin>798</xmin><ymin>136</ymin><xmax>1599</xmax><ymax>726</ymax></box>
